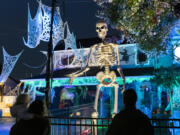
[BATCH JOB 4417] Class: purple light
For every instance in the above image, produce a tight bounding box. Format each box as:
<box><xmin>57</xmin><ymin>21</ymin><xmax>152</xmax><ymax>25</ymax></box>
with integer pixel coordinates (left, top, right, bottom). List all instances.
<box><xmin>64</xmin><ymin>85</ymin><xmax>75</xmax><ymax>88</ymax></box>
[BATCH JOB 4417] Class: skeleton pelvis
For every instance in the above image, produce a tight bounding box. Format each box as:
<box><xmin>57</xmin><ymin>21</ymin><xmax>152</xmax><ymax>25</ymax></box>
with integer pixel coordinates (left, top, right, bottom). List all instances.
<box><xmin>96</xmin><ymin>71</ymin><xmax>116</xmax><ymax>86</ymax></box>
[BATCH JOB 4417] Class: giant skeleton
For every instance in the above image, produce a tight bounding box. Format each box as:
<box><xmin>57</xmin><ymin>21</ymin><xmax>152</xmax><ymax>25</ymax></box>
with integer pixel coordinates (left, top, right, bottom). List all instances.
<box><xmin>67</xmin><ymin>21</ymin><xmax>125</xmax><ymax>117</ymax></box>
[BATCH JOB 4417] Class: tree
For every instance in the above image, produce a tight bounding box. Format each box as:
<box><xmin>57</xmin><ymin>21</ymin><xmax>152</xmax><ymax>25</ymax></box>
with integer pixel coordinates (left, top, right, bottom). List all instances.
<box><xmin>96</xmin><ymin>0</ymin><xmax>179</xmax><ymax>53</ymax></box>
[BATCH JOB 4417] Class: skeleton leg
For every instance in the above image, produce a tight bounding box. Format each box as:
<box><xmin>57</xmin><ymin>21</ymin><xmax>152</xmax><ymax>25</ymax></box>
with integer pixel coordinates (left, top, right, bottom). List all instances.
<box><xmin>94</xmin><ymin>84</ymin><xmax>103</xmax><ymax>112</ymax></box>
<box><xmin>92</xmin><ymin>84</ymin><xmax>103</xmax><ymax>118</ymax></box>
<box><xmin>112</xmin><ymin>83</ymin><xmax>119</xmax><ymax>117</ymax></box>
<box><xmin>91</xmin><ymin>84</ymin><xmax>103</xmax><ymax>135</ymax></box>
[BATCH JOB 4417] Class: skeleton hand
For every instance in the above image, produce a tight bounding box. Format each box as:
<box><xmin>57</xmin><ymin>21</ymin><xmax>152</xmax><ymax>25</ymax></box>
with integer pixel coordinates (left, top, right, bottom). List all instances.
<box><xmin>65</xmin><ymin>74</ymin><xmax>75</xmax><ymax>85</ymax></box>
<box><xmin>66</xmin><ymin>68</ymin><xmax>90</xmax><ymax>85</ymax></box>
<box><xmin>117</xmin><ymin>68</ymin><xmax>121</xmax><ymax>75</ymax></box>
<box><xmin>69</xmin><ymin>77</ymin><xmax>75</xmax><ymax>85</ymax></box>
<box><xmin>121</xmin><ymin>86</ymin><xmax>125</xmax><ymax>94</ymax></box>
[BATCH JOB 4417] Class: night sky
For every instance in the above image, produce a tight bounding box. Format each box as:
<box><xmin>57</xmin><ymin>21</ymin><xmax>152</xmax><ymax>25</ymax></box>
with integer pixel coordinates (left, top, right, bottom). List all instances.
<box><xmin>0</xmin><ymin>0</ymin><xmax>110</xmax><ymax>81</ymax></box>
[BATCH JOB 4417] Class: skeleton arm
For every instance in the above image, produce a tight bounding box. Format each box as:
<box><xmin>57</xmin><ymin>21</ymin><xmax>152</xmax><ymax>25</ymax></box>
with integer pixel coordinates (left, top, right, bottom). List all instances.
<box><xmin>66</xmin><ymin>45</ymin><xmax>97</xmax><ymax>84</ymax></box>
<box><xmin>115</xmin><ymin>45</ymin><xmax>125</xmax><ymax>92</ymax></box>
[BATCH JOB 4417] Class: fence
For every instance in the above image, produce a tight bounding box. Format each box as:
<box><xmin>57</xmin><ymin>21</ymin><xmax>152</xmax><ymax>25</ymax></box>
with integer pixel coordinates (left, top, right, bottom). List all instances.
<box><xmin>50</xmin><ymin>117</ymin><xmax>180</xmax><ymax>135</ymax></box>
<box><xmin>0</xmin><ymin>117</ymin><xmax>179</xmax><ymax>135</ymax></box>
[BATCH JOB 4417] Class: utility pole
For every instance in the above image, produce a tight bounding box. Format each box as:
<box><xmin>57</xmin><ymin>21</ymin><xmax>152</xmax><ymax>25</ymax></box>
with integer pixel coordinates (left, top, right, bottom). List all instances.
<box><xmin>62</xmin><ymin>0</ymin><xmax>66</xmax><ymax>21</ymax></box>
<box><xmin>45</xmin><ymin>0</ymin><xmax>56</xmax><ymax>110</ymax></box>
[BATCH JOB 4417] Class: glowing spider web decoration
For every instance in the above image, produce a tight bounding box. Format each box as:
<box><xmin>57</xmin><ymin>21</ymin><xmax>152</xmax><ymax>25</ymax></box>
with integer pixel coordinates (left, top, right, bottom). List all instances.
<box><xmin>52</xmin><ymin>7</ymin><xmax>64</xmax><ymax>49</ymax></box>
<box><xmin>94</xmin><ymin>0</ymin><xmax>113</xmax><ymax>5</ymax></box>
<box><xmin>27</xmin><ymin>86</ymin><xmax>45</xmax><ymax>102</ymax></box>
<box><xmin>40</xmin><ymin>3</ymin><xmax>65</xmax><ymax>49</ymax></box>
<box><xmin>23</xmin><ymin>3</ymin><xmax>42</xmax><ymax>48</ymax></box>
<box><xmin>0</xmin><ymin>47</ymin><xmax>23</xmax><ymax>83</ymax></box>
<box><xmin>24</xmin><ymin>1</ymin><xmax>65</xmax><ymax>49</ymax></box>
<box><xmin>23</xmin><ymin>1</ymin><xmax>80</xmax><ymax>70</ymax></box>
<box><xmin>64</xmin><ymin>23</ymin><xmax>79</xmax><ymax>63</ymax></box>
<box><xmin>64</xmin><ymin>23</ymin><xmax>77</xmax><ymax>50</ymax></box>
<box><xmin>39</xmin><ymin>3</ymin><xmax>51</xmax><ymax>42</ymax></box>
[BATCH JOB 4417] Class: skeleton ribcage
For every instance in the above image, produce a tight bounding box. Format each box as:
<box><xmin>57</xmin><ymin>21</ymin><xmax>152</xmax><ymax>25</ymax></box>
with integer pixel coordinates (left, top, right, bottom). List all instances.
<box><xmin>95</xmin><ymin>45</ymin><xmax>116</xmax><ymax>66</ymax></box>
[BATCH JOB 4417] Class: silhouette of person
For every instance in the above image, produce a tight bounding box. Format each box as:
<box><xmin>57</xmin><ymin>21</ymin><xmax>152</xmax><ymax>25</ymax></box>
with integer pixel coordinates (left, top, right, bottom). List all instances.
<box><xmin>10</xmin><ymin>94</ymin><xmax>33</xmax><ymax>122</ymax></box>
<box><xmin>106</xmin><ymin>89</ymin><xmax>154</xmax><ymax>135</ymax></box>
<box><xmin>10</xmin><ymin>100</ymin><xmax>50</xmax><ymax>135</ymax></box>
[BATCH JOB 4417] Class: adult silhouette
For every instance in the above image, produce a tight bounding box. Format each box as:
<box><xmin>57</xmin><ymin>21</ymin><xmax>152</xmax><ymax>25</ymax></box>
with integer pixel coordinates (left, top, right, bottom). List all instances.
<box><xmin>10</xmin><ymin>93</ymin><xmax>33</xmax><ymax>122</ymax></box>
<box><xmin>106</xmin><ymin>89</ymin><xmax>154</xmax><ymax>135</ymax></box>
<box><xmin>10</xmin><ymin>100</ymin><xmax>50</xmax><ymax>135</ymax></box>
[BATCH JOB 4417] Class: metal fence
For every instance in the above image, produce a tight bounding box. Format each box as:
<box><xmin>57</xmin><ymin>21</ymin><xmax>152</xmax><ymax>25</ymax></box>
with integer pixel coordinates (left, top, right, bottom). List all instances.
<box><xmin>50</xmin><ymin>117</ymin><xmax>180</xmax><ymax>135</ymax></box>
<box><xmin>0</xmin><ymin>117</ymin><xmax>179</xmax><ymax>135</ymax></box>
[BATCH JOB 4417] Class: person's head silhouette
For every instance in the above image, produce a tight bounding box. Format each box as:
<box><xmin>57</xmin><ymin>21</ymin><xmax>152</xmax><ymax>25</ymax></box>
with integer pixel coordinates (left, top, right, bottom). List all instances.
<box><xmin>28</xmin><ymin>100</ymin><xmax>44</xmax><ymax>116</ymax></box>
<box><xmin>123</xmin><ymin>89</ymin><xmax>137</xmax><ymax>108</ymax></box>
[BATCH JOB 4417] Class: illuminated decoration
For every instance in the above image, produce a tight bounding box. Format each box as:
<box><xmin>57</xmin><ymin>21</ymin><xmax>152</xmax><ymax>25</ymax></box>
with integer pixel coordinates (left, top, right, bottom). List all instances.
<box><xmin>170</xmin><ymin>20</ymin><xmax>180</xmax><ymax>45</ymax></box>
<box><xmin>0</xmin><ymin>48</ymin><xmax>23</xmax><ymax>83</ymax></box>
<box><xmin>21</xmin><ymin>76</ymin><xmax>152</xmax><ymax>88</ymax></box>
<box><xmin>64</xmin><ymin>23</ymin><xmax>77</xmax><ymax>50</ymax></box>
<box><xmin>53</xmin><ymin>48</ymin><xmax>90</xmax><ymax>70</ymax></box>
<box><xmin>52</xmin><ymin>10</ymin><xmax>64</xmax><ymax>49</ymax></box>
<box><xmin>168</xmin><ymin>20</ymin><xmax>180</xmax><ymax>63</ymax></box>
<box><xmin>64</xmin><ymin>23</ymin><xmax>79</xmax><ymax>64</ymax></box>
<box><xmin>60</xmin><ymin>88</ymin><xmax>75</xmax><ymax>102</ymax></box>
<box><xmin>23</xmin><ymin>3</ymin><xmax>42</xmax><ymax>48</ymax></box>
<box><xmin>39</xmin><ymin>2</ymin><xmax>51</xmax><ymax>42</ymax></box>
<box><xmin>27</xmin><ymin>86</ymin><xmax>45</xmax><ymax>102</ymax></box>
<box><xmin>66</xmin><ymin>21</ymin><xmax>125</xmax><ymax>118</ymax></box>
<box><xmin>173</xmin><ymin>87</ymin><xmax>180</xmax><ymax>111</ymax></box>
<box><xmin>165</xmin><ymin>86</ymin><xmax>180</xmax><ymax>112</ymax></box>
<box><xmin>24</xmin><ymin>1</ymin><xmax>65</xmax><ymax>49</ymax></box>
<box><xmin>39</xmin><ymin>43</ymin><xmax>149</xmax><ymax>73</ymax></box>
<box><xmin>174</xmin><ymin>46</ymin><xmax>180</xmax><ymax>60</ymax></box>
<box><xmin>54</xmin><ymin>49</ymin><xmax>88</xmax><ymax>70</ymax></box>
<box><xmin>93</xmin><ymin>0</ymin><xmax>113</xmax><ymax>5</ymax></box>
<box><xmin>0</xmin><ymin>96</ymin><xmax>16</xmax><ymax>116</ymax></box>
<box><xmin>40</xmin><ymin>3</ymin><xmax>64</xmax><ymax>49</ymax></box>
<box><xmin>50</xmin><ymin>88</ymin><xmax>55</xmax><ymax>103</ymax></box>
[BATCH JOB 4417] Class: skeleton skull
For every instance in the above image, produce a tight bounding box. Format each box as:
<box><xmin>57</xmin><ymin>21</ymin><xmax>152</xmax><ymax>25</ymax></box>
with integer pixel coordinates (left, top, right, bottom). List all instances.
<box><xmin>96</xmin><ymin>22</ymin><xmax>108</xmax><ymax>40</ymax></box>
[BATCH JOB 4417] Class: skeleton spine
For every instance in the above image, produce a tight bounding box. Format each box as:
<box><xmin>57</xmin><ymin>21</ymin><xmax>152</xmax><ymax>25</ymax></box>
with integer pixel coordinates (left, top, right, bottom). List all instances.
<box><xmin>105</xmin><ymin>65</ymin><xmax>109</xmax><ymax>75</ymax></box>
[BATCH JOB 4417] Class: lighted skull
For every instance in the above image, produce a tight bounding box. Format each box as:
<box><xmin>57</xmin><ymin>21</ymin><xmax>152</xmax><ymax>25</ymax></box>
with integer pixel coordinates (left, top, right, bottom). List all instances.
<box><xmin>96</xmin><ymin>22</ymin><xmax>108</xmax><ymax>40</ymax></box>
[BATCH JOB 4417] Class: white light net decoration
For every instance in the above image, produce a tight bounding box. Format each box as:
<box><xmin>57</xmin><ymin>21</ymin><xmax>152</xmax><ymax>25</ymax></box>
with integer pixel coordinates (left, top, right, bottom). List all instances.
<box><xmin>94</xmin><ymin>0</ymin><xmax>113</xmax><ymax>5</ymax></box>
<box><xmin>24</xmin><ymin>1</ymin><xmax>65</xmax><ymax>49</ymax></box>
<box><xmin>64</xmin><ymin>23</ymin><xmax>80</xmax><ymax>64</ymax></box>
<box><xmin>0</xmin><ymin>47</ymin><xmax>23</xmax><ymax>83</ymax></box>
<box><xmin>48</xmin><ymin>44</ymin><xmax>148</xmax><ymax>70</ymax></box>
<box><xmin>23</xmin><ymin>3</ymin><xmax>42</xmax><ymax>48</ymax></box>
<box><xmin>52</xmin><ymin>7</ymin><xmax>64</xmax><ymax>49</ymax></box>
<box><xmin>28</xmin><ymin>86</ymin><xmax>45</xmax><ymax>102</ymax></box>
<box><xmin>40</xmin><ymin>3</ymin><xmax>65</xmax><ymax>49</ymax></box>
<box><xmin>39</xmin><ymin>3</ymin><xmax>51</xmax><ymax>42</ymax></box>
<box><xmin>64</xmin><ymin>23</ymin><xmax>77</xmax><ymax>50</ymax></box>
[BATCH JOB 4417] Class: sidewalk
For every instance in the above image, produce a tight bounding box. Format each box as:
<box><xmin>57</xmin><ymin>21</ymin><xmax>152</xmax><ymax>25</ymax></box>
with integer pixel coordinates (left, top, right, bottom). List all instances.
<box><xmin>0</xmin><ymin>118</ymin><xmax>15</xmax><ymax>135</ymax></box>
